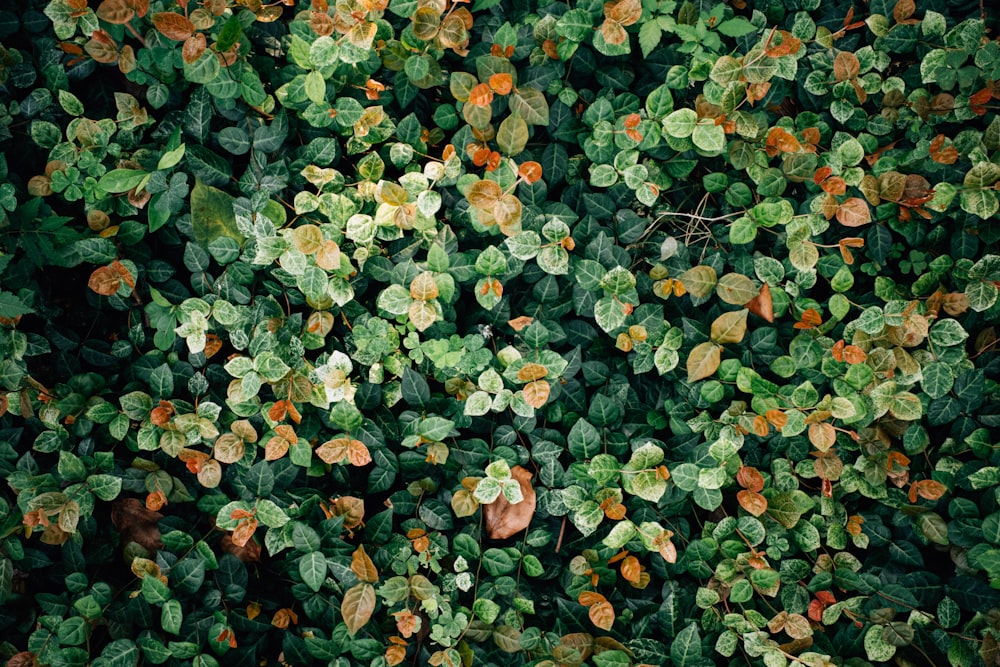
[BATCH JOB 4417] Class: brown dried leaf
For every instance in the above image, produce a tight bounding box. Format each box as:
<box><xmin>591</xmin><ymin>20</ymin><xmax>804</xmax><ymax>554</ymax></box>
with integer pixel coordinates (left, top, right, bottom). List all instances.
<box><xmin>111</xmin><ymin>498</ymin><xmax>163</xmax><ymax>552</ymax></box>
<box><xmin>483</xmin><ymin>465</ymin><xmax>536</xmax><ymax>540</ymax></box>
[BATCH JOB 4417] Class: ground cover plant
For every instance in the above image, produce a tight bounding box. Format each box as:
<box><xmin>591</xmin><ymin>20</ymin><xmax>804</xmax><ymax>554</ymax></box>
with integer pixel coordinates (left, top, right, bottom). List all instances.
<box><xmin>1</xmin><ymin>0</ymin><xmax>1000</xmax><ymax>664</ymax></box>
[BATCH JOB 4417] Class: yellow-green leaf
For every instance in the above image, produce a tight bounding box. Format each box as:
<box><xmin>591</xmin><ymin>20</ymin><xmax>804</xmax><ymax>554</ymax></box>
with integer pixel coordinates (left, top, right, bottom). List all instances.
<box><xmin>341</xmin><ymin>582</ymin><xmax>376</xmax><ymax>635</ymax></box>
<box><xmin>687</xmin><ymin>341</ymin><xmax>722</xmax><ymax>382</ymax></box>
<box><xmin>677</xmin><ymin>265</ymin><xmax>717</xmax><ymax>298</ymax></box>
<box><xmin>710</xmin><ymin>309</ymin><xmax>748</xmax><ymax>344</ymax></box>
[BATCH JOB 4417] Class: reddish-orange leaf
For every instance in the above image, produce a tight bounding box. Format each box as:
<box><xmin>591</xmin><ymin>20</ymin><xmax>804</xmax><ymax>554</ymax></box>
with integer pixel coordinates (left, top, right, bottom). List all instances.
<box><xmin>909</xmin><ymin>479</ymin><xmax>948</xmax><ymax>503</ymax></box>
<box><xmin>88</xmin><ymin>266</ymin><xmax>122</xmax><ymax>296</ymax></box>
<box><xmin>821</xmin><ymin>176</ymin><xmax>847</xmax><ymax>195</ymax></box>
<box><xmin>488</xmin><ymin>73</ymin><xmax>513</xmax><ymax>95</ymax></box>
<box><xmin>472</xmin><ymin>146</ymin><xmax>491</xmax><ymax>167</ymax></box>
<box><xmin>146</xmin><ymin>490</ymin><xmax>167</xmax><ymax>511</ymax></box>
<box><xmin>813</xmin><ymin>166</ymin><xmax>833</xmax><ymax>185</ymax></box>
<box><xmin>767</xmin><ymin>127</ymin><xmax>801</xmax><ymax>153</ymax></box>
<box><xmin>745</xmin><ymin>283</ymin><xmax>774</xmax><ymax>322</ymax></box>
<box><xmin>485</xmin><ymin>151</ymin><xmax>501</xmax><ymax>172</ymax></box>
<box><xmin>268</xmin><ymin>400</ymin><xmax>288</xmax><ymax>422</ymax></box>
<box><xmin>519</xmin><ymin>161</ymin><xmax>543</xmax><ymax>183</ymax></box>
<box><xmin>589</xmin><ymin>601</ymin><xmax>615</xmax><ymax>631</ymax></box>
<box><xmin>625</xmin><ymin>128</ymin><xmax>643</xmax><ymax>142</ymax></box>
<box><xmin>765</xmin><ymin>30</ymin><xmax>801</xmax><ymax>57</ymax></box>
<box><xmin>737</xmin><ymin>466</ymin><xmax>765</xmax><ymax>492</ymax></box>
<box><xmin>467</xmin><ymin>83</ymin><xmax>494</xmax><ymax>107</ymax></box>
<box><xmin>929</xmin><ymin>134</ymin><xmax>959</xmax><ymax>164</ymax></box>
<box><xmin>737</xmin><ymin>490</ymin><xmax>767</xmax><ymax>516</ymax></box>
<box><xmin>794</xmin><ymin>308</ymin><xmax>822</xmax><ymax>330</ymax></box>
<box><xmin>843</xmin><ymin>345</ymin><xmax>867</xmax><ymax>364</ymax></box>
<box><xmin>232</xmin><ymin>518</ymin><xmax>258</xmax><ymax>548</ymax></box>
<box><xmin>970</xmin><ymin>87</ymin><xmax>992</xmax><ymax>116</ymax></box>
<box><xmin>152</xmin><ymin>12</ymin><xmax>195</xmax><ymax>40</ymax></box>
<box><xmin>578</xmin><ymin>591</ymin><xmax>606</xmax><ymax>607</ymax></box>
<box><xmin>831</xmin><ymin>339</ymin><xmax>845</xmax><ymax>362</ymax></box>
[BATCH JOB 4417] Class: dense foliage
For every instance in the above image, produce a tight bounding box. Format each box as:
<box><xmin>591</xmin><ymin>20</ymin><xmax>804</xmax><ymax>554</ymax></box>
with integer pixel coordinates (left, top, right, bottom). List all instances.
<box><xmin>1</xmin><ymin>0</ymin><xmax>1000</xmax><ymax>664</ymax></box>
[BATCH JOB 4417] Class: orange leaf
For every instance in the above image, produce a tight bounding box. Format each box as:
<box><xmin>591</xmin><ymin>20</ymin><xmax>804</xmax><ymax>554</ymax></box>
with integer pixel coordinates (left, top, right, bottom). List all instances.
<box><xmin>152</xmin><ymin>12</ymin><xmax>195</xmax><ymax>40</ymax></box>
<box><xmin>794</xmin><ymin>308</ymin><xmax>822</xmax><ymax>330</ymax></box>
<box><xmin>843</xmin><ymin>345</ymin><xmax>867</xmax><ymax>364</ymax></box>
<box><xmin>271</xmin><ymin>607</ymin><xmax>298</xmax><ymax>628</ymax></box>
<box><xmin>620</xmin><ymin>555</ymin><xmax>641</xmax><ymax>583</ymax></box>
<box><xmin>351</xmin><ymin>545</ymin><xmax>379</xmax><ymax>583</ymax></box>
<box><xmin>488</xmin><ymin>73</ymin><xmax>513</xmax><ymax>95</ymax></box>
<box><xmin>910</xmin><ymin>479</ymin><xmax>947</xmax><ymax>503</ymax></box>
<box><xmin>247</xmin><ymin>602</ymin><xmax>261</xmax><ymax>621</ymax></box>
<box><xmin>737</xmin><ymin>490</ymin><xmax>768</xmax><ymax>516</ymax></box>
<box><xmin>269</xmin><ymin>400</ymin><xmax>288</xmax><ymax>422</ymax></box>
<box><xmin>767</xmin><ymin>127</ymin><xmax>801</xmax><ymax>153</ymax></box>
<box><xmin>181</xmin><ymin>33</ymin><xmax>206</xmax><ymax>64</ymax></box>
<box><xmin>467</xmin><ymin>83</ymin><xmax>494</xmax><ymax>107</ymax></box>
<box><xmin>385</xmin><ymin>644</ymin><xmax>407</xmax><ymax>666</ymax></box>
<box><xmin>813</xmin><ymin>166</ymin><xmax>833</xmax><ymax>185</ymax></box>
<box><xmin>392</xmin><ymin>611</ymin><xmax>419</xmax><ymax>639</ymax></box>
<box><xmin>523</xmin><ymin>380</ymin><xmax>551</xmax><ymax>408</ymax></box>
<box><xmin>348</xmin><ymin>439</ymin><xmax>372</xmax><ymax>467</ymax></box>
<box><xmin>265</xmin><ymin>436</ymin><xmax>289</xmax><ymax>461</ymax></box>
<box><xmin>745</xmin><ymin>283</ymin><xmax>774</xmax><ymax>322</ymax></box>
<box><xmin>808</xmin><ymin>422</ymin><xmax>837</xmax><ymax>452</ymax></box>
<box><xmin>835</xmin><ymin>197</ymin><xmax>872</xmax><ymax>227</ymax></box>
<box><xmin>508</xmin><ymin>315</ymin><xmax>533</xmax><ymax>331</ymax></box>
<box><xmin>765</xmin><ymin>409</ymin><xmax>787</xmax><ymax>429</ymax></box>
<box><xmin>146</xmin><ymin>490</ymin><xmax>167</xmax><ymax>512</ymax></box>
<box><xmin>831</xmin><ymin>339</ymin><xmax>845</xmax><ymax>362</ymax></box>
<box><xmin>232</xmin><ymin>517</ymin><xmax>258</xmax><ymax>548</ymax></box>
<box><xmin>589</xmin><ymin>601</ymin><xmax>616</xmax><ymax>631</ymax></box>
<box><xmin>578</xmin><ymin>590</ymin><xmax>605</xmax><ymax>606</ymax></box>
<box><xmin>519</xmin><ymin>161</ymin><xmax>543</xmax><ymax>183</ymax></box>
<box><xmin>88</xmin><ymin>266</ymin><xmax>122</xmax><ymax>296</ymax></box>
<box><xmin>752</xmin><ymin>414</ymin><xmax>769</xmax><ymax>437</ymax></box>
<box><xmin>833</xmin><ymin>51</ymin><xmax>859</xmax><ymax>81</ymax></box>
<box><xmin>737</xmin><ymin>466</ymin><xmax>765</xmax><ymax>493</ymax></box>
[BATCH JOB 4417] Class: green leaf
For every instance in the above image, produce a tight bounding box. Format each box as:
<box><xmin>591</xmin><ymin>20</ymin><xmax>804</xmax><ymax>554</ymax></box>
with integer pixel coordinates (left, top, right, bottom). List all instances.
<box><xmin>161</xmin><ymin>598</ymin><xmax>183</xmax><ymax>635</ymax></box>
<box><xmin>716</xmin><ymin>17</ymin><xmax>758</xmax><ymax>37</ymax></box>
<box><xmin>692</xmin><ymin>123</ymin><xmax>725</xmax><ymax>154</ymax></box>
<box><xmin>299</xmin><ymin>551</ymin><xmax>328</xmax><ymax>592</ymax></box>
<box><xmin>663</xmin><ymin>109</ymin><xmax>698</xmax><ymax>138</ymax></box>
<box><xmin>482</xmin><ymin>548</ymin><xmax>516</xmax><ymax>575</ymax></box>
<box><xmin>864</xmin><ymin>624</ymin><xmax>898</xmax><ymax>662</ymax></box>
<box><xmin>98</xmin><ymin>168</ymin><xmax>148</xmax><ymax>194</ymax></box>
<box><xmin>639</xmin><ymin>21</ymin><xmax>662</xmax><ymax>58</ymax></box>
<box><xmin>497</xmin><ymin>115</ymin><xmax>529</xmax><ymax>156</ymax></box>
<box><xmin>0</xmin><ymin>292</ymin><xmax>33</xmax><ymax>319</ymax></box>
<box><xmin>190</xmin><ymin>179</ymin><xmax>243</xmax><ymax>246</ymax></box>
<box><xmin>509</xmin><ymin>87</ymin><xmax>549</xmax><ymax>125</ymax></box>
<box><xmin>671</xmin><ymin>623</ymin><xmax>702</xmax><ymax>667</ymax></box>
<box><xmin>87</xmin><ymin>474</ymin><xmax>122</xmax><ymax>501</ymax></box>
